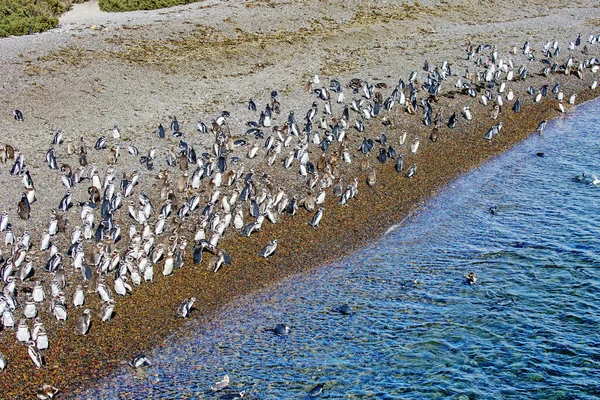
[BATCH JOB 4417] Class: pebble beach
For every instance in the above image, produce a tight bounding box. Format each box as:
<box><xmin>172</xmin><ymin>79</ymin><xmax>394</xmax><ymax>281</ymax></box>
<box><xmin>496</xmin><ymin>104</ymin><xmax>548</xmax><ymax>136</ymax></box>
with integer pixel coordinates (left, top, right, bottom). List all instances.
<box><xmin>0</xmin><ymin>0</ymin><xmax>599</xmax><ymax>398</ymax></box>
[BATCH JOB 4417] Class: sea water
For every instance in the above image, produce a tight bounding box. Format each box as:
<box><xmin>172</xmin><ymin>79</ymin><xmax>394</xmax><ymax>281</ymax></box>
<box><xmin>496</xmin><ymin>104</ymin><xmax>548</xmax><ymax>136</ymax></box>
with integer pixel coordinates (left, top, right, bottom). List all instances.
<box><xmin>77</xmin><ymin>98</ymin><xmax>600</xmax><ymax>399</ymax></box>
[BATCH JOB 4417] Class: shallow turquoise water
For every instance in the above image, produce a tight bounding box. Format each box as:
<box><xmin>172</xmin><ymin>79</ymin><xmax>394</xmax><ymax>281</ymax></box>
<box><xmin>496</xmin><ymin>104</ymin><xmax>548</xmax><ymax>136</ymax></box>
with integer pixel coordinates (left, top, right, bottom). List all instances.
<box><xmin>77</xmin><ymin>99</ymin><xmax>600</xmax><ymax>399</ymax></box>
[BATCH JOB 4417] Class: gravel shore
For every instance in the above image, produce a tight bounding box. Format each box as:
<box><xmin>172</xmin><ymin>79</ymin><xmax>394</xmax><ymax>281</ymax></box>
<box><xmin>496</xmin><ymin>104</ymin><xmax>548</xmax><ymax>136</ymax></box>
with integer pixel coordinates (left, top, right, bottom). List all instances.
<box><xmin>0</xmin><ymin>0</ymin><xmax>599</xmax><ymax>397</ymax></box>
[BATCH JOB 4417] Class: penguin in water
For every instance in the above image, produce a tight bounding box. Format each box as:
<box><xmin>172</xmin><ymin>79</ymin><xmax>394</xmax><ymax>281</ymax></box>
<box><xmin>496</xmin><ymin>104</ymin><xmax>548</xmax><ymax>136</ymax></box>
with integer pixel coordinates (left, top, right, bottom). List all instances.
<box><xmin>464</xmin><ymin>272</ymin><xmax>478</xmax><ymax>285</ymax></box>
<box><xmin>309</xmin><ymin>383</ymin><xmax>325</xmax><ymax>398</ymax></box>
<box><xmin>259</xmin><ymin>239</ymin><xmax>278</xmax><ymax>258</ymax></box>
<box><xmin>211</xmin><ymin>374</ymin><xmax>230</xmax><ymax>392</ymax></box>
<box><xmin>129</xmin><ymin>353</ymin><xmax>152</xmax><ymax>369</ymax></box>
<box><xmin>268</xmin><ymin>323</ymin><xmax>290</xmax><ymax>336</ymax></box>
<box><xmin>334</xmin><ymin>304</ymin><xmax>354</xmax><ymax>315</ymax></box>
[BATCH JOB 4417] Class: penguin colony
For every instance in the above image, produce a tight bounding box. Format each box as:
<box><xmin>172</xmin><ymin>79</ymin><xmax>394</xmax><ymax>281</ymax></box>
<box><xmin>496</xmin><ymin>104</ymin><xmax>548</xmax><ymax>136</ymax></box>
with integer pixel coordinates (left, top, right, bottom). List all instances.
<box><xmin>0</xmin><ymin>32</ymin><xmax>598</xmax><ymax>382</ymax></box>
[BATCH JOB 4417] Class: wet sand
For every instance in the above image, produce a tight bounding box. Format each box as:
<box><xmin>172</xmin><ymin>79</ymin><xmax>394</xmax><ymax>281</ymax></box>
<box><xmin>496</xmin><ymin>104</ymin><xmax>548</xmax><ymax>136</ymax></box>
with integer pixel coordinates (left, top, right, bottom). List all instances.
<box><xmin>0</xmin><ymin>0</ymin><xmax>599</xmax><ymax>397</ymax></box>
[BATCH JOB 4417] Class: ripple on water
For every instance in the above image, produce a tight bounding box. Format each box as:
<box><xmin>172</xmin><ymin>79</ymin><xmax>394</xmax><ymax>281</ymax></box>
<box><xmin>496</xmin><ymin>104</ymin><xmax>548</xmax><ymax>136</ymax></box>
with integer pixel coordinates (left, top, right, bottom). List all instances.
<box><xmin>78</xmin><ymin>100</ymin><xmax>600</xmax><ymax>399</ymax></box>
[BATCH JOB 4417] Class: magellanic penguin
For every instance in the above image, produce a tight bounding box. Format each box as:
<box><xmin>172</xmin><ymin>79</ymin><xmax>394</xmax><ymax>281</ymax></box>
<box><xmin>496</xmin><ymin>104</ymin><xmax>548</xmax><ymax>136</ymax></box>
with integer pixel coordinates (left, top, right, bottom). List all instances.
<box><xmin>308</xmin><ymin>207</ymin><xmax>324</xmax><ymax>228</ymax></box>
<box><xmin>75</xmin><ymin>309</ymin><xmax>91</xmax><ymax>335</ymax></box>
<box><xmin>176</xmin><ymin>297</ymin><xmax>196</xmax><ymax>318</ymax></box>
<box><xmin>211</xmin><ymin>374</ymin><xmax>230</xmax><ymax>392</ymax></box>
<box><xmin>129</xmin><ymin>353</ymin><xmax>152</xmax><ymax>369</ymax></box>
<box><xmin>259</xmin><ymin>239</ymin><xmax>278</xmax><ymax>258</ymax></box>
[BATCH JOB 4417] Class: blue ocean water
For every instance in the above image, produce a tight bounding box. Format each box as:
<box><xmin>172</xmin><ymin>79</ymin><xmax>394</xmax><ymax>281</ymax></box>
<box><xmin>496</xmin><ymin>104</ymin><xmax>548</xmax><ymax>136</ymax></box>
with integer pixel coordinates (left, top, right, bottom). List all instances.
<box><xmin>77</xmin><ymin>99</ymin><xmax>600</xmax><ymax>399</ymax></box>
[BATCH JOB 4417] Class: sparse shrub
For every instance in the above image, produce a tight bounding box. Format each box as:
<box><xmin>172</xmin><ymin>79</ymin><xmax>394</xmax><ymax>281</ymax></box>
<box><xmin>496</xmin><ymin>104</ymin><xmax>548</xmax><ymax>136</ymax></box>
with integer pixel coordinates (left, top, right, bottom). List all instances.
<box><xmin>98</xmin><ymin>0</ymin><xmax>192</xmax><ymax>12</ymax></box>
<box><xmin>0</xmin><ymin>0</ymin><xmax>73</xmax><ymax>37</ymax></box>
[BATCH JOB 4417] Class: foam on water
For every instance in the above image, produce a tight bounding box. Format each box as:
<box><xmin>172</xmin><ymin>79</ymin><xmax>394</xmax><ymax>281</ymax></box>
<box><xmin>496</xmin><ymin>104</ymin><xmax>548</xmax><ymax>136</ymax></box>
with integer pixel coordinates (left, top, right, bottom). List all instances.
<box><xmin>77</xmin><ymin>99</ymin><xmax>600</xmax><ymax>399</ymax></box>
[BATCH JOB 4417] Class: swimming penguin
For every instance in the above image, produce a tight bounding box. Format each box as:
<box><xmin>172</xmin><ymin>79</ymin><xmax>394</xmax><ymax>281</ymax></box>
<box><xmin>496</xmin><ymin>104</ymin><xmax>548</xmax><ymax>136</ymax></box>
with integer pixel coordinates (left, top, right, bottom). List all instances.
<box><xmin>74</xmin><ymin>309</ymin><xmax>91</xmax><ymax>335</ymax></box>
<box><xmin>269</xmin><ymin>323</ymin><xmax>290</xmax><ymax>336</ymax></box>
<box><xmin>464</xmin><ymin>272</ymin><xmax>478</xmax><ymax>285</ymax></box>
<box><xmin>129</xmin><ymin>353</ymin><xmax>152</xmax><ymax>369</ymax></box>
<box><xmin>176</xmin><ymin>297</ymin><xmax>196</xmax><ymax>318</ymax></box>
<box><xmin>211</xmin><ymin>374</ymin><xmax>230</xmax><ymax>392</ymax></box>
<box><xmin>259</xmin><ymin>239</ymin><xmax>278</xmax><ymax>258</ymax></box>
<box><xmin>334</xmin><ymin>304</ymin><xmax>354</xmax><ymax>315</ymax></box>
<box><xmin>13</xmin><ymin>110</ymin><xmax>24</xmax><ymax>121</ymax></box>
<box><xmin>309</xmin><ymin>383</ymin><xmax>325</xmax><ymax>398</ymax></box>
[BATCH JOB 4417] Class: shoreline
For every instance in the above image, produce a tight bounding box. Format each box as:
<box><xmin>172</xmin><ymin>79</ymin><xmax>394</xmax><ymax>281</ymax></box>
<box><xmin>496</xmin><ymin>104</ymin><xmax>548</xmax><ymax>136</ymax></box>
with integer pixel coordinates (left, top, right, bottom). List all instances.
<box><xmin>0</xmin><ymin>1</ymin><xmax>599</xmax><ymax>398</ymax></box>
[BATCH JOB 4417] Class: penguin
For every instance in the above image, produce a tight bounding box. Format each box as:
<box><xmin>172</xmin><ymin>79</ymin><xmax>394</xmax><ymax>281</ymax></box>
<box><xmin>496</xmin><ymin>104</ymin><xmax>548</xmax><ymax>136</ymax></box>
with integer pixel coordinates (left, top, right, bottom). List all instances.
<box><xmin>94</xmin><ymin>136</ymin><xmax>107</xmax><ymax>150</ymax></box>
<box><xmin>464</xmin><ymin>272</ymin><xmax>478</xmax><ymax>285</ymax></box>
<box><xmin>0</xmin><ymin>351</ymin><xmax>5</xmax><ymax>371</ymax></box>
<box><xmin>36</xmin><ymin>384</ymin><xmax>60</xmax><ymax>399</ymax></box>
<box><xmin>129</xmin><ymin>353</ymin><xmax>152</xmax><ymax>369</ymax></box>
<box><xmin>269</xmin><ymin>323</ymin><xmax>290</xmax><ymax>336</ymax></box>
<box><xmin>367</xmin><ymin>169</ymin><xmax>376</xmax><ymax>187</ymax></box>
<box><xmin>259</xmin><ymin>239</ymin><xmax>278</xmax><ymax>258</ymax></box>
<box><xmin>512</xmin><ymin>98</ymin><xmax>521</xmax><ymax>112</ymax></box>
<box><xmin>100</xmin><ymin>300</ymin><xmax>115</xmax><ymax>322</ymax></box>
<box><xmin>334</xmin><ymin>304</ymin><xmax>354</xmax><ymax>315</ymax></box>
<box><xmin>308</xmin><ymin>207</ymin><xmax>324</xmax><ymax>228</ymax></box>
<box><xmin>17</xmin><ymin>319</ymin><xmax>31</xmax><ymax>342</ymax></box>
<box><xmin>377</xmin><ymin>148</ymin><xmax>387</xmax><ymax>164</ymax></box>
<box><xmin>406</xmin><ymin>163</ymin><xmax>417</xmax><ymax>178</ymax></box>
<box><xmin>208</xmin><ymin>249</ymin><xmax>231</xmax><ymax>273</ymax></box>
<box><xmin>211</xmin><ymin>374</ymin><xmax>230</xmax><ymax>392</ymax></box>
<box><xmin>13</xmin><ymin>110</ymin><xmax>24</xmax><ymax>121</ymax></box>
<box><xmin>157</xmin><ymin>123</ymin><xmax>165</xmax><ymax>139</ymax></box>
<box><xmin>309</xmin><ymin>383</ymin><xmax>325</xmax><ymax>398</ymax></box>
<box><xmin>18</xmin><ymin>193</ymin><xmax>30</xmax><ymax>220</ymax></box>
<box><xmin>27</xmin><ymin>341</ymin><xmax>44</xmax><ymax>368</ymax></box>
<box><xmin>52</xmin><ymin>130</ymin><xmax>63</xmax><ymax>145</ymax></box>
<box><xmin>58</xmin><ymin>191</ymin><xmax>73</xmax><ymax>211</ymax></box>
<box><xmin>36</xmin><ymin>328</ymin><xmax>48</xmax><ymax>350</ymax></box>
<box><xmin>176</xmin><ymin>297</ymin><xmax>196</xmax><ymax>318</ymax></box>
<box><xmin>535</xmin><ymin>120</ymin><xmax>547</xmax><ymax>134</ymax></box>
<box><xmin>73</xmin><ymin>285</ymin><xmax>84</xmax><ymax>307</ymax></box>
<box><xmin>170</xmin><ymin>116</ymin><xmax>179</xmax><ymax>133</ymax></box>
<box><xmin>74</xmin><ymin>309</ymin><xmax>91</xmax><ymax>335</ymax></box>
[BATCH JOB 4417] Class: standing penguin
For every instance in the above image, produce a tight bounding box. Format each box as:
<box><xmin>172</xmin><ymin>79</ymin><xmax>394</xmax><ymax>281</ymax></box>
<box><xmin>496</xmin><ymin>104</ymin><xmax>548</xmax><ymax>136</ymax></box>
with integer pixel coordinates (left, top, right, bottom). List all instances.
<box><xmin>18</xmin><ymin>193</ymin><xmax>30</xmax><ymax>220</ymax></box>
<box><xmin>75</xmin><ymin>309</ymin><xmax>91</xmax><ymax>335</ymax></box>
<box><xmin>259</xmin><ymin>239</ymin><xmax>278</xmax><ymax>258</ymax></box>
